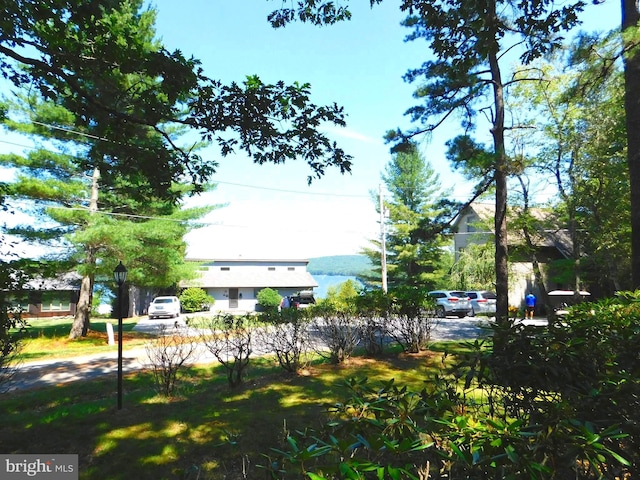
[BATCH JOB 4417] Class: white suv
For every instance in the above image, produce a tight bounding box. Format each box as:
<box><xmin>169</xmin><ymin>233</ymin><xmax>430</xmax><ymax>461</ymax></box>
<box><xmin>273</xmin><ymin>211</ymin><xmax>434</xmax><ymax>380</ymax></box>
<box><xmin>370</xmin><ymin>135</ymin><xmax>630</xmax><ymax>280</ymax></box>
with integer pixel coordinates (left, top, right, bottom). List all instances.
<box><xmin>427</xmin><ymin>290</ymin><xmax>472</xmax><ymax>318</ymax></box>
<box><xmin>148</xmin><ymin>296</ymin><xmax>181</xmax><ymax>319</ymax></box>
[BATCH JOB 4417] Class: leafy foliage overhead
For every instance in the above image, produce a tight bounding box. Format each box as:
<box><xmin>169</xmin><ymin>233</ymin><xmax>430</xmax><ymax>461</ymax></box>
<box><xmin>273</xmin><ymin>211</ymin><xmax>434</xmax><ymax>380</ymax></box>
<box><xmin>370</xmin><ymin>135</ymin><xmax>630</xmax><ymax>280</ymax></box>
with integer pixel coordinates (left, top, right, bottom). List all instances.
<box><xmin>0</xmin><ymin>0</ymin><xmax>352</xmax><ymax>196</ymax></box>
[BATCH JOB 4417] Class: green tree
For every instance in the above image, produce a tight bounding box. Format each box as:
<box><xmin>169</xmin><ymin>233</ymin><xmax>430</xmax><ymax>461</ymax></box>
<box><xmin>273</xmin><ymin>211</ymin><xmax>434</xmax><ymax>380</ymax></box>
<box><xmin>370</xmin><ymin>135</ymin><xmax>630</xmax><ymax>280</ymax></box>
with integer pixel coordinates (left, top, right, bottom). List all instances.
<box><xmin>1</xmin><ymin>93</ymin><xmax>213</xmax><ymax>338</ymax></box>
<box><xmin>323</xmin><ymin>279</ymin><xmax>362</xmax><ymax>310</ymax></box>
<box><xmin>0</xmin><ymin>0</ymin><xmax>351</xmax><ymax>192</ymax></box>
<box><xmin>449</xmin><ymin>242</ymin><xmax>495</xmax><ymax>291</ymax></box>
<box><xmin>363</xmin><ymin>142</ymin><xmax>447</xmax><ymax>289</ymax></box>
<box><xmin>267</xmin><ymin>0</ymin><xmax>585</xmax><ymax>330</ymax></box>
<box><xmin>0</xmin><ymin>0</ymin><xmax>351</xmax><ymax>334</ymax></box>
<box><xmin>566</xmin><ymin>2</ymin><xmax>640</xmax><ymax>290</ymax></box>
<box><xmin>620</xmin><ymin>1</ymin><xmax>640</xmax><ymax>288</ymax></box>
<box><xmin>511</xmin><ymin>45</ymin><xmax>629</xmax><ymax>295</ymax></box>
<box><xmin>0</xmin><ymin>255</ymin><xmax>31</xmax><ymax>392</ymax></box>
<box><xmin>1</xmin><ymin>0</ymin><xmax>355</xmax><ymax>336</ymax></box>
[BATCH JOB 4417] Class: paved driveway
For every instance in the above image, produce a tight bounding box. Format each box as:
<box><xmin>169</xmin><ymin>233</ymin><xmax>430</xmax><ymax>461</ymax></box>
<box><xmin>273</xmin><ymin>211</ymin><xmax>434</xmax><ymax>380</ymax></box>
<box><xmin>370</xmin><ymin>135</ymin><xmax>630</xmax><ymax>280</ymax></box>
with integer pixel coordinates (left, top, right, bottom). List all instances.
<box><xmin>7</xmin><ymin>316</ymin><xmax>547</xmax><ymax>392</ymax></box>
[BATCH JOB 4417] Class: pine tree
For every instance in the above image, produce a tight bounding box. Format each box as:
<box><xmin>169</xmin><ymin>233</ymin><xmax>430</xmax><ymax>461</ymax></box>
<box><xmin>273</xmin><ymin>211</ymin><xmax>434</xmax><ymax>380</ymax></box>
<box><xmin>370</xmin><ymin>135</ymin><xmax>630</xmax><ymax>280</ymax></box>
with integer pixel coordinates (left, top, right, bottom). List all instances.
<box><xmin>1</xmin><ymin>94</ymin><xmax>213</xmax><ymax>338</ymax></box>
<box><xmin>363</xmin><ymin>142</ymin><xmax>447</xmax><ymax>288</ymax></box>
<box><xmin>267</xmin><ymin>0</ymin><xmax>585</xmax><ymax>329</ymax></box>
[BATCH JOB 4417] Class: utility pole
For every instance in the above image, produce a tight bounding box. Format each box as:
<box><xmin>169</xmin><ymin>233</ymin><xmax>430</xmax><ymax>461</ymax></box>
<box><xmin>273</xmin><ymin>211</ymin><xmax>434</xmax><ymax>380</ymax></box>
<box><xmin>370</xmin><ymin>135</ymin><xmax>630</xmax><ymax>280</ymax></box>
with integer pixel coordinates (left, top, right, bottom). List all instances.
<box><xmin>379</xmin><ymin>184</ymin><xmax>388</xmax><ymax>293</ymax></box>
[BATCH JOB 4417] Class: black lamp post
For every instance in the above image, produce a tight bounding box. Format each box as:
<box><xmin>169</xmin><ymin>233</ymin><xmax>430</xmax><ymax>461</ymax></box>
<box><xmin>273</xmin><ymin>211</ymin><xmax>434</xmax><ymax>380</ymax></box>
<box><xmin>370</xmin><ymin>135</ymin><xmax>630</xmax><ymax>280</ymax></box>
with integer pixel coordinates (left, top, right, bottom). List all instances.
<box><xmin>113</xmin><ymin>261</ymin><xmax>128</xmax><ymax>410</ymax></box>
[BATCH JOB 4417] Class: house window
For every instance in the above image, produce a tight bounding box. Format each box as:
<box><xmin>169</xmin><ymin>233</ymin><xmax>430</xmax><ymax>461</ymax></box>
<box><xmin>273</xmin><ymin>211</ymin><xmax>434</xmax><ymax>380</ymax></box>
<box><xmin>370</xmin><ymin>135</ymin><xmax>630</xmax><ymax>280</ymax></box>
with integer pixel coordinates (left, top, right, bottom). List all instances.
<box><xmin>466</xmin><ymin>216</ymin><xmax>476</xmax><ymax>233</ymax></box>
<box><xmin>220</xmin><ymin>267</ymin><xmax>230</xmax><ymax>271</ymax></box>
<box><xmin>268</xmin><ymin>267</ymin><xmax>276</xmax><ymax>271</ymax></box>
<box><xmin>40</xmin><ymin>292</ymin><xmax>70</xmax><ymax>312</ymax></box>
<box><xmin>8</xmin><ymin>295</ymin><xmax>29</xmax><ymax>313</ymax></box>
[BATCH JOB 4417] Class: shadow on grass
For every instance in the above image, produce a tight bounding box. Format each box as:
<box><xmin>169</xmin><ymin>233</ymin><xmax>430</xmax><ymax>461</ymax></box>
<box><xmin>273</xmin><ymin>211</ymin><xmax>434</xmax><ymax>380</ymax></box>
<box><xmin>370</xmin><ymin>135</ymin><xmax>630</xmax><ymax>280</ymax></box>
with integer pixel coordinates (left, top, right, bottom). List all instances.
<box><xmin>0</xmin><ymin>350</ymin><xmax>448</xmax><ymax>480</ymax></box>
<box><xmin>20</xmin><ymin>318</ymin><xmax>141</xmax><ymax>340</ymax></box>
<box><xmin>16</xmin><ymin>318</ymin><xmax>155</xmax><ymax>363</ymax></box>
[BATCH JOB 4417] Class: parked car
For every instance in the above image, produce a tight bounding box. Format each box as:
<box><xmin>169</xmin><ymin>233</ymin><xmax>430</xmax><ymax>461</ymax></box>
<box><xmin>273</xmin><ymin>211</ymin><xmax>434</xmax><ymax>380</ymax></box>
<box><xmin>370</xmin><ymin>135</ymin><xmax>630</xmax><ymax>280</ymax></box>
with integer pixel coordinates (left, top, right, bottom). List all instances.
<box><xmin>548</xmin><ymin>290</ymin><xmax>591</xmax><ymax>318</ymax></box>
<box><xmin>427</xmin><ymin>290</ymin><xmax>472</xmax><ymax>318</ymax></box>
<box><xmin>290</xmin><ymin>290</ymin><xmax>316</xmax><ymax>309</ymax></box>
<box><xmin>466</xmin><ymin>290</ymin><xmax>497</xmax><ymax>316</ymax></box>
<box><xmin>148</xmin><ymin>296</ymin><xmax>181</xmax><ymax>319</ymax></box>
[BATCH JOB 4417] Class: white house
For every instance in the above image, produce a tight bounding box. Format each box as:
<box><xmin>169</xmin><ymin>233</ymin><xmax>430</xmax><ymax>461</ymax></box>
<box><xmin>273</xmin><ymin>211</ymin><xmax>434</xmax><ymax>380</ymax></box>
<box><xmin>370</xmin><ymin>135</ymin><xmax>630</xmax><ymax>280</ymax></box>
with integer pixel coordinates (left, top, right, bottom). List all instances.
<box><xmin>185</xmin><ymin>258</ymin><xmax>318</xmax><ymax>313</ymax></box>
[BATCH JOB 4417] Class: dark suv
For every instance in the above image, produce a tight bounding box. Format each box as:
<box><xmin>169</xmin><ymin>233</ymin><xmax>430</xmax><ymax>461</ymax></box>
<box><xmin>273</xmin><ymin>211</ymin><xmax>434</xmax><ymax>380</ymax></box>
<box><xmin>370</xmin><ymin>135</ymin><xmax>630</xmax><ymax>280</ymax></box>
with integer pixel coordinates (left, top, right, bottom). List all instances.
<box><xmin>290</xmin><ymin>290</ymin><xmax>316</xmax><ymax>309</ymax></box>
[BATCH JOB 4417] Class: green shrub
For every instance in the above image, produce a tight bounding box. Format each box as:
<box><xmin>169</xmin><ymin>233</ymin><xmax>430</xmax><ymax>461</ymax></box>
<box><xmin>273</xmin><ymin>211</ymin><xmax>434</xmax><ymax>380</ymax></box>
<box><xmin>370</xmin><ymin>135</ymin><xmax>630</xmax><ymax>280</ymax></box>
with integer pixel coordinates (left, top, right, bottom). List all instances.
<box><xmin>322</xmin><ymin>279</ymin><xmax>362</xmax><ymax>310</ymax></box>
<box><xmin>256</xmin><ymin>287</ymin><xmax>281</xmax><ymax>311</ymax></box>
<box><xmin>261</xmin><ymin>292</ymin><xmax>638</xmax><ymax>479</ymax></box>
<box><xmin>179</xmin><ymin>287</ymin><xmax>214</xmax><ymax>313</ymax></box>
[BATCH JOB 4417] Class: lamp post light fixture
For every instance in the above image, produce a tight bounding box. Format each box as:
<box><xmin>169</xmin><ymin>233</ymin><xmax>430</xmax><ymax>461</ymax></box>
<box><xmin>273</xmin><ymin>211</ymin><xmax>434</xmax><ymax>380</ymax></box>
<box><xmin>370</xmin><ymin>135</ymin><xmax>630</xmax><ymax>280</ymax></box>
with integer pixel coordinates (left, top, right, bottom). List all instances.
<box><xmin>113</xmin><ymin>261</ymin><xmax>128</xmax><ymax>410</ymax></box>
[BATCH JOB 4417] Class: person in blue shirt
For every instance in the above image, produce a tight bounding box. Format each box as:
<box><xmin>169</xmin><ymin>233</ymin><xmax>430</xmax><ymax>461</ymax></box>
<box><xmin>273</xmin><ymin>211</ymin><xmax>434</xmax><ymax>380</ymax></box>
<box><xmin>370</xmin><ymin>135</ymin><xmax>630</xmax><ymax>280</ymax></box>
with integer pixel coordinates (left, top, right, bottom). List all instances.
<box><xmin>280</xmin><ymin>295</ymin><xmax>291</xmax><ymax>310</ymax></box>
<box><xmin>525</xmin><ymin>292</ymin><xmax>537</xmax><ymax>319</ymax></box>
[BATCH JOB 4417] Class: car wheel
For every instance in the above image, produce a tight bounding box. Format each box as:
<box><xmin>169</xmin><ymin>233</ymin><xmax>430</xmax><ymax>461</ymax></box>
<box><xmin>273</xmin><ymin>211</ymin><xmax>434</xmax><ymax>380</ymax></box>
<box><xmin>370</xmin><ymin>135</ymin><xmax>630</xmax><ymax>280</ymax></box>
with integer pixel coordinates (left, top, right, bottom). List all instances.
<box><xmin>436</xmin><ymin>306</ymin><xmax>446</xmax><ymax>318</ymax></box>
<box><xmin>470</xmin><ymin>307</ymin><xmax>476</xmax><ymax>317</ymax></box>
<box><xmin>457</xmin><ymin>313</ymin><xmax>467</xmax><ymax>318</ymax></box>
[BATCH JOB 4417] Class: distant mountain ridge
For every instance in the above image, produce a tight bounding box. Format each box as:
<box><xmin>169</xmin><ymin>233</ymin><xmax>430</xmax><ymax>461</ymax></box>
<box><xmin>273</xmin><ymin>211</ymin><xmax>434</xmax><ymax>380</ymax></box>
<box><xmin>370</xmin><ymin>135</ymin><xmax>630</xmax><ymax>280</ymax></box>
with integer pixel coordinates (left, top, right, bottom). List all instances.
<box><xmin>307</xmin><ymin>255</ymin><xmax>372</xmax><ymax>276</ymax></box>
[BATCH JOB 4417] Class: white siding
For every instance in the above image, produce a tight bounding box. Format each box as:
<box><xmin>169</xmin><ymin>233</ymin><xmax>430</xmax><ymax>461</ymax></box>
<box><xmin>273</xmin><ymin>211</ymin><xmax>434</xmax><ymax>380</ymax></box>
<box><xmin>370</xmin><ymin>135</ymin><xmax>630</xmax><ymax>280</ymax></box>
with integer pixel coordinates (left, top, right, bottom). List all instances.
<box><xmin>188</xmin><ymin>259</ymin><xmax>317</xmax><ymax>313</ymax></box>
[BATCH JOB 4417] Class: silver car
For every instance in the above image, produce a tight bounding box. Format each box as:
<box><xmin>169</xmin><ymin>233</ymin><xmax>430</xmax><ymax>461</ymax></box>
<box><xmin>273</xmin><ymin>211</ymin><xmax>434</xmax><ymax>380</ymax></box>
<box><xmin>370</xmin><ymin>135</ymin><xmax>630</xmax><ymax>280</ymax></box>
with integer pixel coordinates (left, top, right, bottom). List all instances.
<box><xmin>428</xmin><ymin>290</ymin><xmax>472</xmax><ymax>318</ymax></box>
<box><xmin>466</xmin><ymin>291</ymin><xmax>497</xmax><ymax>316</ymax></box>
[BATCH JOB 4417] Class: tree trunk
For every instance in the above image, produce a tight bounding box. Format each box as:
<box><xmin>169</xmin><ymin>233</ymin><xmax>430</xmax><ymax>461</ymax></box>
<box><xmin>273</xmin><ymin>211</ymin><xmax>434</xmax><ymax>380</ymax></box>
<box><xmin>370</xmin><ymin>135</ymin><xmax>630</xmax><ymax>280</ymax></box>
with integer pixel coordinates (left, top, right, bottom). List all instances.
<box><xmin>622</xmin><ymin>0</ymin><xmax>640</xmax><ymax>288</ymax></box>
<box><xmin>69</xmin><ymin>271</ymin><xmax>94</xmax><ymax>339</ymax></box>
<box><xmin>69</xmin><ymin>166</ymin><xmax>100</xmax><ymax>339</ymax></box>
<box><xmin>518</xmin><ymin>176</ymin><xmax>551</xmax><ymax>317</ymax></box>
<box><xmin>488</xmin><ymin>48</ymin><xmax>509</xmax><ymax>329</ymax></box>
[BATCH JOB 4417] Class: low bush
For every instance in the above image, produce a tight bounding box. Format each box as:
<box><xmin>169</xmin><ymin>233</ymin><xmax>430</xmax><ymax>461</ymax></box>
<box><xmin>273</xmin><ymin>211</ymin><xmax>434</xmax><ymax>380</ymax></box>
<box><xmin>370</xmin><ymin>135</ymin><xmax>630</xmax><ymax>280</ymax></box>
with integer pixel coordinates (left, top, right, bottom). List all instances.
<box><xmin>262</xmin><ymin>292</ymin><xmax>639</xmax><ymax>479</ymax></box>
<box><xmin>144</xmin><ymin>324</ymin><xmax>199</xmax><ymax>396</ymax></box>
<box><xmin>310</xmin><ymin>303</ymin><xmax>362</xmax><ymax>364</ymax></box>
<box><xmin>179</xmin><ymin>287</ymin><xmax>214</xmax><ymax>313</ymax></box>
<box><xmin>199</xmin><ymin>314</ymin><xmax>253</xmax><ymax>387</ymax></box>
<box><xmin>257</xmin><ymin>287</ymin><xmax>281</xmax><ymax>313</ymax></box>
<box><xmin>387</xmin><ymin>285</ymin><xmax>436</xmax><ymax>353</ymax></box>
<box><xmin>258</xmin><ymin>308</ymin><xmax>312</xmax><ymax>374</ymax></box>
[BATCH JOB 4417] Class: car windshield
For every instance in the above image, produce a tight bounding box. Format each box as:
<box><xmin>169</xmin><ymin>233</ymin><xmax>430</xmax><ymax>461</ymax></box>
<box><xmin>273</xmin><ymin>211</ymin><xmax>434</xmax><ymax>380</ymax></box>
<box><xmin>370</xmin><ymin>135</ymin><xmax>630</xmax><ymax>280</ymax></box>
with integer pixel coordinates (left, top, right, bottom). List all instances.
<box><xmin>481</xmin><ymin>292</ymin><xmax>497</xmax><ymax>299</ymax></box>
<box><xmin>154</xmin><ymin>298</ymin><xmax>173</xmax><ymax>304</ymax></box>
<box><xmin>450</xmin><ymin>291</ymin><xmax>467</xmax><ymax>298</ymax></box>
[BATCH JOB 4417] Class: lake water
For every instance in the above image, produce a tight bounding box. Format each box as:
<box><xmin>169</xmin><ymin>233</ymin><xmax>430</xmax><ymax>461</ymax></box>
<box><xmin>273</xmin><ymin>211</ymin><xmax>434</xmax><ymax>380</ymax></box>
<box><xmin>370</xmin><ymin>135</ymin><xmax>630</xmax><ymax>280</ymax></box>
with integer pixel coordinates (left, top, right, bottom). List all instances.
<box><xmin>312</xmin><ymin>274</ymin><xmax>362</xmax><ymax>298</ymax></box>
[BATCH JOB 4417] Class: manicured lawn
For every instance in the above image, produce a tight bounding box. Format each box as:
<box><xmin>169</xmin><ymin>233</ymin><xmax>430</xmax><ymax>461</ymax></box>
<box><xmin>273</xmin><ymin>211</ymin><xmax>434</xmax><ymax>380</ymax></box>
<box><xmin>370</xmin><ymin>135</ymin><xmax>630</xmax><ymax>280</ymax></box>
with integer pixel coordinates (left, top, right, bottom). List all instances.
<box><xmin>16</xmin><ymin>317</ymin><xmax>153</xmax><ymax>362</ymax></box>
<box><xmin>1</xmin><ymin>343</ymin><xmax>455</xmax><ymax>480</ymax></box>
<box><xmin>5</xmin><ymin>317</ymin><xmax>469</xmax><ymax>478</ymax></box>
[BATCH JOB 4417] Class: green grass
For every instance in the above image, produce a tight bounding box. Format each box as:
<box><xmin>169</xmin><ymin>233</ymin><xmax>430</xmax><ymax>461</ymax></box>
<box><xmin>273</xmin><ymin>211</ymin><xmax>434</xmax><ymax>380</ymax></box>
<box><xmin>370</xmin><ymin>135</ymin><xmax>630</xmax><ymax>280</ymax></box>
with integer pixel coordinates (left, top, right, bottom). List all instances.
<box><xmin>16</xmin><ymin>317</ymin><xmax>153</xmax><ymax>362</ymax></box>
<box><xmin>5</xmin><ymin>318</ymin><xmax>472</xmax><ymax>478</ymax></box>
<box><xmin>1</xmin><ymin>340</ymin><xmax>458</xmax><ymax>479</ymax></box>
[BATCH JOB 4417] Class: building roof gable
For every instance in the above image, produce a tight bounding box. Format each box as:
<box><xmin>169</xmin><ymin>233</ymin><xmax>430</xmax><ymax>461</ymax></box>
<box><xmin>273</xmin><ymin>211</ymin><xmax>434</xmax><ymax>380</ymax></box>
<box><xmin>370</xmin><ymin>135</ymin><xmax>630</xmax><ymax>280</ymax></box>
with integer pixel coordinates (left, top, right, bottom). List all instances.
<box><xmin>183</xmin><ymin>258</ymin><xmax>318</xmax><ymax>289</ymax></box>
<box><xmin>453</xmin><ymin>201</ymin><xmax>573</xmax><ymax>258</ymax></box>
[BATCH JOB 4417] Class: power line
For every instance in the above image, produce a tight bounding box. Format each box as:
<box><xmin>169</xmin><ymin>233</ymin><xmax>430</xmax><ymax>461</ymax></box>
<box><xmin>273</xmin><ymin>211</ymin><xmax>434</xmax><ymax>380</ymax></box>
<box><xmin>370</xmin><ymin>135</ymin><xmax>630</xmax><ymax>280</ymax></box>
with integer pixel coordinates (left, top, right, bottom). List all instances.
<box><xmin>213</xmin><ymin>179</ymin><xmax>368</xmax><ymax>198</ymax></box>
<box><xmin>0</xmin><ymin>137</ymin><xmax>370</xmax><ymax>199</ymax></box>
<box><xmin>5</xmin><ymin>199</ymin><xmax>379</xmax><ymax>236</ymax></box>
<box><xmin>1</xmin><ymin>121</ymin><xmax>558</xmax><ymax>202</ymax></box>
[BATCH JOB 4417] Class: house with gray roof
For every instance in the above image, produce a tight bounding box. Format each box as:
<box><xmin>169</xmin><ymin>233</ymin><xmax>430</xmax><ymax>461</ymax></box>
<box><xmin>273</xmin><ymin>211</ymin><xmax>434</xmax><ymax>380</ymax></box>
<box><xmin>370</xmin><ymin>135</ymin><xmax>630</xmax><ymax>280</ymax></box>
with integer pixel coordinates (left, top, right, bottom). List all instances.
<box><xmin>452</xmin><ymin>202</ymin><xmax>574</xmax><ymax>310</ymax></box>
<box><xmin>10</xmin><ymin>272</ymin><xmax>81</xmax><ymax>318</ymax></box>
<box><xmin>185</xmin><ymin>258</ymin><xmax>318</xmax><ymax>313</ymax></box>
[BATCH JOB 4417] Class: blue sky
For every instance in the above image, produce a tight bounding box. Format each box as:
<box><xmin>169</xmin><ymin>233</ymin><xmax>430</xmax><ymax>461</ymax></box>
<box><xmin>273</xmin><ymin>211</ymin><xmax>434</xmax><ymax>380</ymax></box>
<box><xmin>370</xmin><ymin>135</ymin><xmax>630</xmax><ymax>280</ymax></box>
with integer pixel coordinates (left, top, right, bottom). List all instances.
<box><xmin>1</xmin><ymin>1</ymin><xmax>620</xmax><ymax>260</ymax></box>
<box><xmin>154</xmin><ymin>0</ymin><xmax>451</xmax><ymax>259</ymax></box>
<box><xmin>150</xmin><ymin>0</ymin><xmax>618</xmax><ymax>259</ymax></box>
